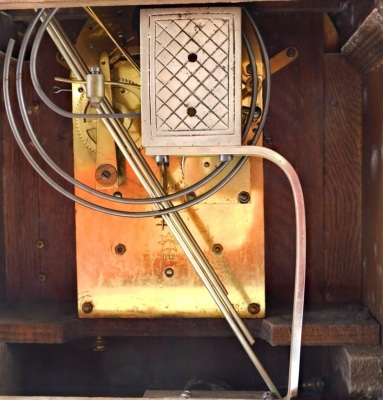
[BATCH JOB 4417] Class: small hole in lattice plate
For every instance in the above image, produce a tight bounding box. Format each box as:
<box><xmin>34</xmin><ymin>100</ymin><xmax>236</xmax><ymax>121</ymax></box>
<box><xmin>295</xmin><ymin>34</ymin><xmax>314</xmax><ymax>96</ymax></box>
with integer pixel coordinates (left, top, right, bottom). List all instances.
<box><xmin>188</xmin><ymin>53</ymin><xmax>198</xmax><ymax>62</ymax></box>
<box><xmin>187</xmin><ymin>107</ymin><xmax>197</xmax><ymax>117</ymax></box>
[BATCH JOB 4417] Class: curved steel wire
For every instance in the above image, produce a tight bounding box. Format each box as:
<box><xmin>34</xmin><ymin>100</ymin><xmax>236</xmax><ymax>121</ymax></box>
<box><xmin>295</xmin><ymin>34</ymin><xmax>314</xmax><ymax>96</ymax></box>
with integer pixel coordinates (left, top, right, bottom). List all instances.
<box><xmin>3</xmin><ymin>7</ymin><xmax>270</xmax><ymax>217</ymax></box>
<box><xmin>21</xmin><ymin>7</ymin><xmax>269</xmax><ymax>210</ymax></box>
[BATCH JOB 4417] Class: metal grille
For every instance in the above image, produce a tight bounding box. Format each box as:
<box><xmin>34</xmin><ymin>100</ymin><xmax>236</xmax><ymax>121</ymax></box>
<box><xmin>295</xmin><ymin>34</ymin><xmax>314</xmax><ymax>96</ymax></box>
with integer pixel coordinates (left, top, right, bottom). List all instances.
<box><xmin>155</xmin><ymin>18</ymin><xmax>230</xmax><ymax>132</ymax></box>
<box><xmin>141</xmin><ymin>7</ymin><xmax>242</xmax><ymax>151</ymax></box>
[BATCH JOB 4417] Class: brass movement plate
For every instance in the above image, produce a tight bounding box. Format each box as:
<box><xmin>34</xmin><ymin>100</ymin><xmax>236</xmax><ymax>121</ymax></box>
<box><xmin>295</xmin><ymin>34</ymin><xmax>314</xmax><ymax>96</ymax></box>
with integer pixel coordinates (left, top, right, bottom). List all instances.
<box><xmin>72</xmin><ymin>7</ymin><xmax>265</xmax><ymax>318</ymax></box>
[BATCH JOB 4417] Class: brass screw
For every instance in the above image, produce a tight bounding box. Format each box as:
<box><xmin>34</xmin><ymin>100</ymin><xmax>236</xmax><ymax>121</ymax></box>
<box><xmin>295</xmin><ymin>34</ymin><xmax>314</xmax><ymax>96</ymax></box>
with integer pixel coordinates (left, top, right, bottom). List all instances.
<box><xmin>248</xmin><ymin>303</ymin><xmax>261</xmax><ymax>315</ymax></box>
<box><xmin>82</xmin><ymin>302</ymin><xmax>94</xmax><ymax>314</ymax></box>
<box><xmin>95</xmin><ymin>164</ymin><xmax>117</xmax><ymax>187</ymax></box>
<box><xmin>115</xmin><ymin>244</ymin><xmax>126</xmax><ymax>255</ymax></box>
<box><xmin>185</xmin><ymin>192</ymin><xmax>197</xmax><ymax>201</ymax></box>
<box><xmin>165</xmin><ymin>268</ymin><xmax>174</xmax><ymax>278</ymax></box>
<box><xmin>331</xmin><ymin>98</ymin><xmax>338</xmax><ymax>107</ymax></box>
<box><xmin>38</xmin><ymin>273</ymin><xmax>47</xmax><ymax>282</ymax></box>
<box><xmin>238</xmin><ymin>191</ymin><xmax>251</xmax><ymax>204</ymax></box>
<box><xmin>212</xmin><ymin>244</ymin><xmax>223</xmax><ymax>255</ymax></box>
<box><xmin>31</xmin><ymin>102</ymin><xmax>40</xmax><ymax>113</ymax></box>
<box><xmin>93</xmin><ymin>336</ymin><xmax>108</xmax><ymax>352</ymax></box>
<box><xmin>36</xmin><ymin>240</ymin><xmax>45</xmax><ymax>249</ymax></box>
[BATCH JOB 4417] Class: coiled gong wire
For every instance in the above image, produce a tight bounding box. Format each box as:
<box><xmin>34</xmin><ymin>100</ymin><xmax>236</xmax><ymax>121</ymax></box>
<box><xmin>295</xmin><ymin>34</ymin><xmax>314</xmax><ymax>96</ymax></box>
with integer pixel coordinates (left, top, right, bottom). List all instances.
<box><xmin>3</xmin><ymin>7</ymin><xmax>270</xmax><ymax>217</ymax></box>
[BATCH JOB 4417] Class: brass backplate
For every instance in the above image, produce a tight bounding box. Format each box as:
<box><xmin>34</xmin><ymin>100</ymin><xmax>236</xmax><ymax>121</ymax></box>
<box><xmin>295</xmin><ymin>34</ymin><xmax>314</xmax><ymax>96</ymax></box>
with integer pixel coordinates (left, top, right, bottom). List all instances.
<box><xmin>73</xmin><ymin>7</ymin><xmax>265</xmax><ymax>318</ymax></box>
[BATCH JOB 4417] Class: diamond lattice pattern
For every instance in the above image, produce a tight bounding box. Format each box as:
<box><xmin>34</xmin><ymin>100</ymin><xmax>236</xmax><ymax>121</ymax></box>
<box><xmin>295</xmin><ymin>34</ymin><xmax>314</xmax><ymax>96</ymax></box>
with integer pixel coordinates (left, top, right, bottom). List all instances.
<box><xmin>155</xmin><ymin>18</ymin><xmax>230</xmax><ymax>132</ymax></box>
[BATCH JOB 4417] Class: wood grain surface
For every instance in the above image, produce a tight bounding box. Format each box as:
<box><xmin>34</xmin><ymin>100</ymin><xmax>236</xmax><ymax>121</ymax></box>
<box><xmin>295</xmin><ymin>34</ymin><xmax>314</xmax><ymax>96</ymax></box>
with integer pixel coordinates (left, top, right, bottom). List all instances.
<box><xmin>0</xmin><ymin>302</ymin><xmax>378</xmax><ymax>346</ymax></box>
<box><xmin>0</xmin><ymin>0</ymin><xmax>346</xmax><ymax>11</ymax></box>
<box><xmin>324</xmin><ymin>54</ymin><xmax>362</xmax><ymax>302</ymax></box>
<box><xmin>2</xmin><ymin>38</ymin><xmax>76</xmax><ymax>301</ymax></box>
<box><xmin>342</xmin><ymin>8</ymin><xmax>383</xmax><ymax>74</ymax></box>
<box><xmin>2</xmin><ymin>56</ymin><xmax>41</xmax><ymax>300</ymax></box>
<box><xmin>339</xmin><ymin>0</ymin><xmax>375</xmax><ymax>46</ymax></box>
<box><xmin>34</xmin><ymin>29</ymin><xmax>76</xmax><ymax>302</ymax></box>
<box><xmin>256</xmin><ymin>12</ymin><xmax>325</xmax><ymax>303</ymax></box>
<box><xmin>362</xmin><ymin>65</ymin><xmax>383</xmax><ymax>327</ymax></box>
<box><xmin>0</xmin><ymin>57</ymin><xmax>8</xmax><ymax>301</ymax></box>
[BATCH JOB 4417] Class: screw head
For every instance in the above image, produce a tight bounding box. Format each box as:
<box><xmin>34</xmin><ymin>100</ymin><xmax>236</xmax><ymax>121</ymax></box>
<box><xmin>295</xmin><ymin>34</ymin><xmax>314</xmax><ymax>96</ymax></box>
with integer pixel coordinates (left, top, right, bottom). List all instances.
<box><xmin>165</xmin><ymin>268</ymin><xmax>174</xmax><ymax>277</ymax></box>
<box><xmin>212</xmin><ymin>244</ymin><xmax>223</xmax><ymax>255</ymax></box>
<box><xmin>248</xmin><ymin>303</ymin><xmax>261</xmax><ymax>315</ymax></box>
<box><xmin>36</xmin><ymin>240</ymin><xmax>45</xmax><ymax>249</ymax></box>
<box><xmin>101</xmin><ymin>170</ymin><xmax>111</xmax><ymax>179</ymax></box>
<box><xmin>82</xmin><ymin>302</ymin><xmax>94</xmax><ymax>314</ymax></box>
<box><xmin>38</xmin><ymin>273</ymin><xmax>47</xmax><ymax>282</ymax></box>
<box><xmin>238</xmin><ymin>191</ymin><xmax>251</xmax><ymax>204</ymax></box>
<box><xmin>95</xmin><ymin>164</ymin><xmax>117</xmax><ymax>187</ymax></box>
<box><xmin>31</xmin><ymin>102</ymin><xmax>40</xmax><ymax>114</ymax></box>
<box><xmin>331</xmin><ymin>98</ymin><xmax>338</xmax><ymax>106</ymax></box>
<box><xmin>115</xmin><ymin>244</ymin><xmax>126</xmax><ymax>255</ymax></box>
<box><xmin>93</xmin><ymin>336</ymin><xmax>108</xmax><ymax>352</ymax></box>
<box><xmin>185</xmin><ymin>192</ymin><xmax>197</xmax><ymax>201</ymax></box>
<box><xmin>253</xmin><ymin>106</ymin><xmax>262</xmax><ymax>122</ymax></box>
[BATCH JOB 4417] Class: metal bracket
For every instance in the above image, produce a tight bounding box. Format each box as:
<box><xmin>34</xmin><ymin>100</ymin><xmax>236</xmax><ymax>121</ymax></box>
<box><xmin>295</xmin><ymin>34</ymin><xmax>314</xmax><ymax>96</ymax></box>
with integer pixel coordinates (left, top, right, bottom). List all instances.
<box><xmin>270</xmin><ymin>46</ymin><xmax>299</xmax><ymax>75</ymax></box>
